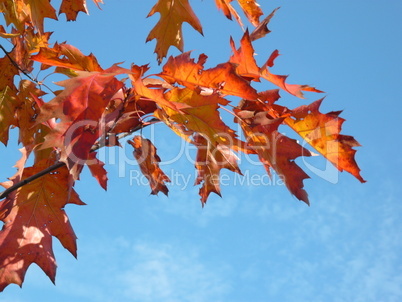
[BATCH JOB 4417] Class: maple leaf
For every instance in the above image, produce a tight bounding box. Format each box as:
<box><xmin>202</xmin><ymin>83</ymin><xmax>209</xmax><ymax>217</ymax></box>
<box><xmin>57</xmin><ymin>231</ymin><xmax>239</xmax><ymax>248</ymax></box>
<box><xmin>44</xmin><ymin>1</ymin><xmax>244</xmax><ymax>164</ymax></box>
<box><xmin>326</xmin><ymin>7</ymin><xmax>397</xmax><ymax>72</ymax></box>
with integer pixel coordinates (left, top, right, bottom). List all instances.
<box><xmin>128</xmin><ymin>136</ymin><xmax>170</xmax><ymax>196</ymax></box>
<box><xmin>215</xmin><ymin>0</ymin><xmax>243</xmax><ymax>27</ymax></box>
<box><xmin>161</xmin><ymin>88</ymin><xmax>233</xmax><ymax>144</ymax></box>
<box><xmin>260</xmin><ymin>50</ymin><xmax>323</xmax><ymax>98</ymax></box>
<box><xmin>229</xmin><ymin>31</ymin><xmax>260</xmax><ymax>82</ymax></box>
<box><xmin>14</xmin><ymin>80</ymin><xmax>47</xmax><ymax>147</ymax></box>
<box><xmin>87</xmin><ymin>153</ymin><xmax>108</xmax><ymax>190</ymax></box>
<box><xmin>24</xmin><ymin>27</ymin><xmax>52</xmax><ymax>54</ymax></box>
<box><xmin>35</xmin><ymin>67</ymin><xmax>126</xmax><ymax>181</ymax></box>
<box><xmin>160</xmin><ymin>52</ymin><xmax>259</xmax><ymax>100</ymax></box>
<box><xmin>31</xmin><ymin>43</ymin><xmax>103</xmax><ymax>74</ymax></box>
<box><xmin>154</xmin><ymin>86</ymin><xmax>248</xmax><ymax>158</ymax></box>
<box><xmin>133</xmin><ymin>77</ymin><xmax>186</xmax><ymax>112</ymax></box>
<box><xmin>0</xmin><ymin>0</ymin><xmax>30</xmax><ymax>32</ymax></box>
<box><xmin>0</xmin><ymin>87</ymin><xmax>18</xmax><ymax>145</ymax></box>
<box><xmin>230</xmin><ymin>32</ymin><xmax>323</xmax><ymax>98</ymax></box>
<box><xmin>285</xmin><ymin>98</ymin><xmax>366</xmax><ymax>183</ymax></box>
<box><xmin>0</xmin><ymin>54</ymin><xmax>19</xmax><ymax>90</ymax></box>
<box><xmin>146</xmin><ymin>0</ymin><xmax>203</xmax><ymax>64</ymax></box>
<box><xmin>237</xmin><ymin>0</ymin><xmax>263</xmax><ymax>26</ymax></box>
<box><xmin>235</xmin><ymin>99</ymin><xmax>312</xmax><ymax>204</ymax></box>
<box><xmin>26</xmin><ymin>0</ymin><xmax>58</xmax><ymax>33</ymax></box>
<box><xmin>250</xmin><ymin>7</ymin><xmax>280</xmax><ymax>41</ymax></box>
<box><xmin>59</xmin><ymin>0</ymin><xmax>88</xmax><ymax>21</ymax></box>
<box><xmin>0</xmin><ymin>161</ymin><xmax>84</xmax><ymax>291</ymax></box>
<box><xmin>58</xmin><ymin>0</ymin><xmax>104</xmax><ymax>21</ymax></box>
<box><xmin>194</xmin><ymin>134</ymin><xmax>242</xmax><ymax>205</ymax></box>
<box><xmin>108</xmin><ymin>97</ymin><xmax>157</xmax><ymax>135</ymax></box>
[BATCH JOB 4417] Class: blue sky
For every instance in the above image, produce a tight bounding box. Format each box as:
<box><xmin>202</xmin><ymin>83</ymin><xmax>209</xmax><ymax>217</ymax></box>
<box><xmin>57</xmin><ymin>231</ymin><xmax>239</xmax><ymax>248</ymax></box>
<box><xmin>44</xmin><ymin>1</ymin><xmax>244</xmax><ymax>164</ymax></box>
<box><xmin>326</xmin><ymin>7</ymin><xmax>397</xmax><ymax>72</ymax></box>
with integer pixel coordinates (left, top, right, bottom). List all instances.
<box><xmin>1</xmin><ymin>0</ymin><xmax>402</xmax><ymax>301</ymax></box>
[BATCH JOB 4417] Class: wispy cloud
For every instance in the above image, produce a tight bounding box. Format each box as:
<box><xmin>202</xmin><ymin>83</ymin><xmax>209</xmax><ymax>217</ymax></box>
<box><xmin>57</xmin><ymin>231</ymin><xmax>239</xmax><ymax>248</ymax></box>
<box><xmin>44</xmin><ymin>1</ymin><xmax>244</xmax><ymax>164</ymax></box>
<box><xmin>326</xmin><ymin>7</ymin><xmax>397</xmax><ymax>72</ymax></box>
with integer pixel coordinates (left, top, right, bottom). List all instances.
<box><xmin>118</xmin><ymin>241</ymin><xmax>231</xmax><ymax>302</ymax></box>
<box><xmin>54</xmin><ymin>237</ymin><xmax>231</xmax><ymax>302</ymax></box>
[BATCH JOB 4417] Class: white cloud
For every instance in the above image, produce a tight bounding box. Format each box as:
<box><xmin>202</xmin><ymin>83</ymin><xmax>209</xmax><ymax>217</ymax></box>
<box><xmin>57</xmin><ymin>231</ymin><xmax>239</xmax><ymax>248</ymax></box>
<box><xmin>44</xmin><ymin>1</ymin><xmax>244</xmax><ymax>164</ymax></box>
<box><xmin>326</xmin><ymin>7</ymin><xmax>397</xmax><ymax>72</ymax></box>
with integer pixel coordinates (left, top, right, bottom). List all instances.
<box><xmin>53</xmin><ymin>237</ymin><xmax>231</xmax><ymax>302</ymax></box>
<box><xmin>118</xmin><ymin>241</ymin><xmax>231</xmax><ymax>302</ymax></box>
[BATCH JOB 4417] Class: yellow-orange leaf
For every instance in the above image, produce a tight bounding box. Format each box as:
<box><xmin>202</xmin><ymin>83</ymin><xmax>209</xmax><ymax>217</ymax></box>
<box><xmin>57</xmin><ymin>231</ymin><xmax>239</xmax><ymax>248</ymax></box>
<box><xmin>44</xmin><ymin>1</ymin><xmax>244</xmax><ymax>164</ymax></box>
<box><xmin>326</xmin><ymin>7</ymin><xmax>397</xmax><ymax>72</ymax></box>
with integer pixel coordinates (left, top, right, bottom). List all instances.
<box><xmin>215</xmin><ymin>0</ymin><xmax>243</xmax><ymax>27</ymax></box>
<box><xmin>59</xmin><ymin>0</ymin><xmax>88</xmax><ymax>21</ymax></box>
<box><xmin>146</xmin><ymin>0</ymin><xmax>203</xmax><ymax>64</ymax></box>
<box><xmin>31</xmin><ymin>43</ymin><xmax>103</xmax><ymax>73</ymax></box>
<box><xmin>285</xmin><ymin>98</ymin><xmax>365</xmax><ymax>183</ymax></box>
<box><xmin>0</xmin><ymin>87</ymin><xmax>18</xmax><ymax>145</ymax></box>
<box><xmin>229</xmin><ymin>31</ymin><xmax>260</xmax><ymax>81</ymax></box>
<box><xmin>50</xmin><ymin>0</ymin><xmax>104</xmax><ymax>21</ymax></box>
<box><xmin>237</xmin><ymin>0</ymin><xmax>263</xmax><ymax>26</ymax></box>
<box><xmin>0</xmin><ymin>55</ymin><xmax>19</xmax><ymax>90</ymax></box>
<box><xmin>129</xmin><ymin>136</ymin><xmax>170</xmax><ymax>196</ymax></box>
<box><xmin>162</xmin><ymin>88</ymin><xmax>233</xmax><ymax>144</ymax></box>
<box><xmin>230</xmin><ymin>32</ymin><xmax>323</xmax><ymax>98</ymax></box>
<box><xmin>133</xmin><ymin>77</ymin><xmax>186</xmax><ymax>112</ymax></box>
<box><xmin>27</xmin><ymin>0</ymin><xmax>58</xmax><ymax>33</ymax></box>
<box><xmin>161</xmin><ymin>52</ymin><xmax>259</xmax><ymax>100</ymax></box>
<box><xmin>261</xmin><ymin>50</ymin><xmax>323</xmax><ymax>98</ymax></box>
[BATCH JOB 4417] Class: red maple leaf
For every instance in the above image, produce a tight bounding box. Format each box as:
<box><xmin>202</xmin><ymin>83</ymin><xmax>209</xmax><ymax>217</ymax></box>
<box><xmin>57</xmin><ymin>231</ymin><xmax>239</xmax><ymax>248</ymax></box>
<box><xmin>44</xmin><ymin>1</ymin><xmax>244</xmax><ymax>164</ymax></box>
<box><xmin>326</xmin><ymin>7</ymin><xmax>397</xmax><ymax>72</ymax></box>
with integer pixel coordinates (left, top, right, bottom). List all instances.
<box><xmin>0</xmin><ymin>162</ymin><xmax>84</xmax><ymax>291</ymax></box>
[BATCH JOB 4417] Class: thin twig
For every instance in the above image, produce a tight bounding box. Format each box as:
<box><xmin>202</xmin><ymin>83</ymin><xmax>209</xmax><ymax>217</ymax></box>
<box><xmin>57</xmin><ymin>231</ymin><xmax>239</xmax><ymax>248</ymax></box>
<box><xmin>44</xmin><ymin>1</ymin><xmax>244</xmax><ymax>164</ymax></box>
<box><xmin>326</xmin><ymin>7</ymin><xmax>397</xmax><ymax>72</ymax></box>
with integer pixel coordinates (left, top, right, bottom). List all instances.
<box><xmin>0</xmin><ymin>44</ymin><xmax>55</xmax><ymax>95</ymax></box>
<box><xmin>0</xmin><ymin>44</ymin><xmax>37</xmax><ymax>82</ymax></box>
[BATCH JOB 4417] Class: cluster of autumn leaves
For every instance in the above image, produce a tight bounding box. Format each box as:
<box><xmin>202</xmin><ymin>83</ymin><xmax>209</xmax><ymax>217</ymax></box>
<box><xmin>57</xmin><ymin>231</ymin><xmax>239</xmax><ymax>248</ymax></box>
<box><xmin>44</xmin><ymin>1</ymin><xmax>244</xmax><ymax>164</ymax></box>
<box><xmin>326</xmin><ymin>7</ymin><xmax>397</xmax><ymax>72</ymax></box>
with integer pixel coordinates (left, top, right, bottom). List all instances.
<box><xmin>0</xmin><ymin>0</ymin><xmax>364</xmax><ymax>291</ymax></box>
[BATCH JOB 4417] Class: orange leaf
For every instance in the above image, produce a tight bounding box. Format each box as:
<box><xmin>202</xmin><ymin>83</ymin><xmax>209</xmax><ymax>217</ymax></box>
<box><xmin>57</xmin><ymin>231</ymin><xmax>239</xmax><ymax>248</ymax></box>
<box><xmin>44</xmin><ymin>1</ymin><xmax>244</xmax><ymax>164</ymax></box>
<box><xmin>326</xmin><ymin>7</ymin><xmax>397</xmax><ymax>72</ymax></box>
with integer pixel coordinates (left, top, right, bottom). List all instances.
<box><xmin>285</xmin><ymin>98</ymin><xmax>365</xmax><ymax>183</ymax></box>
<box><xmin>0</xmin><ymin>0</ymin><xmax>27</xmax><ymax>32</ymax></box>
<box><xmin>133</xmin><ymin>77</ymin><xmax>186</xmax><ymax>112</ymax></box>
<box><xmin>229</xmin><ymin>31</ymin><xmax>260</xmax><ymax>81</ymax></box>
<box><xmin>163</xmin><ymin>88</ymin><xmax>233</xmax><ymax>143</ymax></box>
<box><xmin>14</xmin><ymin>80</ymin><xmax>47</xmax><ymax>147</ymax></box>
<box><xmin>58</xmin><ymin>0</ymin><xmax>103</xmax><ymax>21</ymax></box>
<box><xmin>146</xmin><ymin>0</ymin><xmax>203</xmax><ymax>64</ymax></box>
<box><xmin>236</xmin><ymin>100</ymin><xmax>312</xmax><ymax>204</ymax></box>
<box><xmin>0</xmin><ymin>162</ymin><xmax>84</xmax><ymax>291</ymax></box>
<box><xmin>87</xmin><ymin>153</ymin><xmax>108</xmax><ymax>190</ymax></box>
<box><xmin>194</xmin><ymin>134</ymin><xmax>242</xmax><ymax>205</ymax></box>
<box><xmin>230</xmin><ymin>32</ymin><xmax>323</xmax><ymax>98</ymax></box>
<box><xmin>59</xmin><ymin>0</ymin><xmax>88</xmax><ymax>21</ymax></box>
<box><xmin>31</xmin><ymin>43</ymin><xmax>103</xmax><ymax>73</ymax></box>
<box><xmin>0</xmin><ymin>87</ymin><xmax>19</xmax><ymax>145</ymax></box>
<box><xmin>0</xmin><ymin>55</ymin><xmax>19</xmax><ymax>90</ymax></box>
<box><xmin>261</xmin><ymin>50</ymin><xmax>323</xmax><ymax>98</ymax></box>
<box><xmin>129</xmin><ymin>136</ymin><xmax>170</xmax><ymax>196</ymax></box>
<box><xmin>161</xmin><ymin>52</ymin><xmax>259</xmax><ymax>100</ymax></box>
<box><xmin>237</xmin><ymin>0</ymin><xmax>263</xmax><ymax>26</ymax></box>
<box><xmin>27</xmin><ymin>0</ymin><xmax>58</xmax><ymax>33</ymax></box>
<box><xmin>215</xmin><ymin>0</ymin><xmax>243</xmax><ymax>27</ymax></box>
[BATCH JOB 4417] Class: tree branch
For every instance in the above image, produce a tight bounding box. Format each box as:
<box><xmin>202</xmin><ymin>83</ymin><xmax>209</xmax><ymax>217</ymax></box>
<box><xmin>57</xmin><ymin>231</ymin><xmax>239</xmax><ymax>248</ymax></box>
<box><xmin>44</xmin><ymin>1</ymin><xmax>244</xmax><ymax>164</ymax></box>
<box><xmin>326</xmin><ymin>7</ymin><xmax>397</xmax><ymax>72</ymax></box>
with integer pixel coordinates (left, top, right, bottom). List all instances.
<box><xmin>0</xmin><ymin>161</ymin><xmax>65</xmax><ymax>200</ymax></box>
<box><xmin>0</xmin><ymin>44</ymin><xmax>55</xmax><ymax>94</ymax></box>
<box><xmin>0</xmin><ymin>119</ymin><xmax>160</xmax><ymax>200</ymax></box>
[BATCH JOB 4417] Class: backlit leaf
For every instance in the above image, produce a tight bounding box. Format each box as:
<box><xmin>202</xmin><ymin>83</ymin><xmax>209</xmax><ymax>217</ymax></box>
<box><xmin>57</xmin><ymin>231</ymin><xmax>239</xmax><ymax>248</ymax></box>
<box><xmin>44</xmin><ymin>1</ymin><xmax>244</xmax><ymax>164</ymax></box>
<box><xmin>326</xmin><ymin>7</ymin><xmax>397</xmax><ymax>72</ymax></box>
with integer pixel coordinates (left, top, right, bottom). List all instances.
<box><xmin>146</xmin><ymin>0</ymin><xmax>203</xmax><ymax>64</ymax></box>
<box><xmin>0</xmin><ymin>162</ymin><xmax>84</xmax><ymax>291</ymax></box>
<box><xmin>129</xmin><ymin>136</ymin><xmax>170</xmax><ymax>196</ymax></box>
<box><xmin>285</xmin><ymin>99</ymin><xmax>366</xmax><ymax>183</ymax></box>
